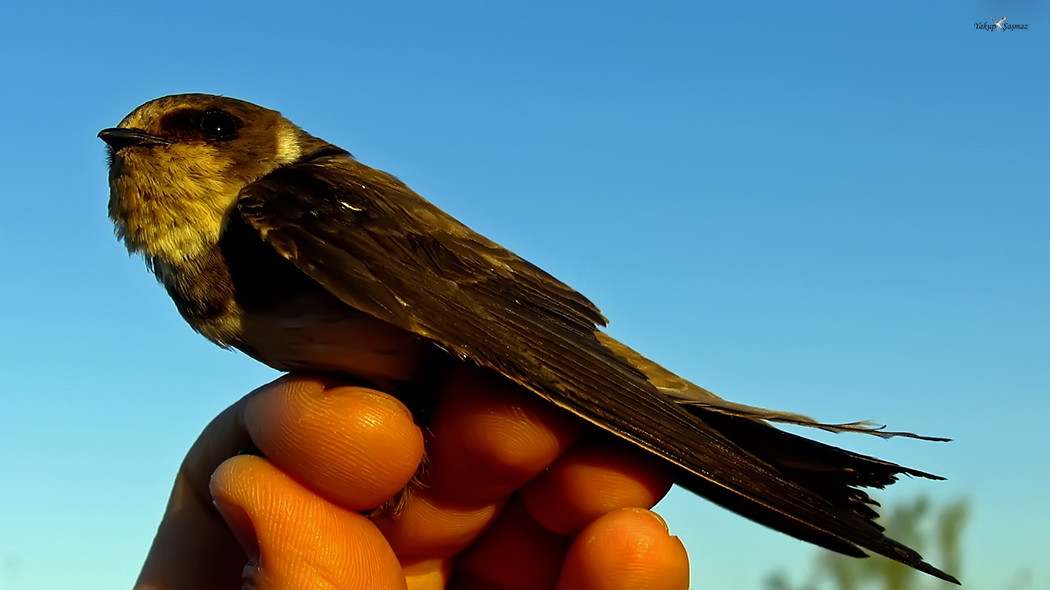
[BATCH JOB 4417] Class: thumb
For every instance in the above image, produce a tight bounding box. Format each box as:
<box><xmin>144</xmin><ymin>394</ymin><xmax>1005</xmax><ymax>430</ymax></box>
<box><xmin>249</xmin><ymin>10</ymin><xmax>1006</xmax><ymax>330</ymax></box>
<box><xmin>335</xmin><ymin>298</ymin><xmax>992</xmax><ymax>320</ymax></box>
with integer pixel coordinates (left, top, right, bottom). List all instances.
<box><xmin>211</xmin><ymin>455</ymin><xmax>407</xmax><ymax>590</ymax></box>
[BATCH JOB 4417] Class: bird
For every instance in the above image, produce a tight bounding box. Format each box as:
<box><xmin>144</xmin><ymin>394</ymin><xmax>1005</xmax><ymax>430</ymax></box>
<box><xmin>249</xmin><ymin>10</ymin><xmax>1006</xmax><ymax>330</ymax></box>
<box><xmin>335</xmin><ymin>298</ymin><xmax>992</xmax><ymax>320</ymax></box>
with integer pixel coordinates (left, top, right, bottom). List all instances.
<box><xmin>99</xmin><ymin>93</ymin><xmax>957</xmax><ymax>584</ymax></box>
<box><xmin>993</xmin><ymin>16</ymin><xmax>1008</xmax><ymax>30</ymax></box>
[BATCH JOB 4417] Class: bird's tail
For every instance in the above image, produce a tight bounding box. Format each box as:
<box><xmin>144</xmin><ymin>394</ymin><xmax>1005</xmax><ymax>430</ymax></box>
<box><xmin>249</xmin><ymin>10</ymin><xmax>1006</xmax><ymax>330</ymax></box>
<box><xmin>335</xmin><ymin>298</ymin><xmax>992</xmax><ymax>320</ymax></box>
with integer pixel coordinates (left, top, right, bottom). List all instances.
<box><xmin>595</xmin><ymin>333</ymin><xmax>959</xmax><ymax>585</ymax></box>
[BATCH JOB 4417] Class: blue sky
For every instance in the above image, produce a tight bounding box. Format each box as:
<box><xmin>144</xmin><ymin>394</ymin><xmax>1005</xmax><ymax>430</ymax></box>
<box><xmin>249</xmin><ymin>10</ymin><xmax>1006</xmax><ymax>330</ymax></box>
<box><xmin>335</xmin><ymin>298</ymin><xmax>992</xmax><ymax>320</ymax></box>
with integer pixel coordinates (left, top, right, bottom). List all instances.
<box><xmin>0</xmin><ymin>1</ymin><xmax>1046</xmax><ymax>588</ymax></box>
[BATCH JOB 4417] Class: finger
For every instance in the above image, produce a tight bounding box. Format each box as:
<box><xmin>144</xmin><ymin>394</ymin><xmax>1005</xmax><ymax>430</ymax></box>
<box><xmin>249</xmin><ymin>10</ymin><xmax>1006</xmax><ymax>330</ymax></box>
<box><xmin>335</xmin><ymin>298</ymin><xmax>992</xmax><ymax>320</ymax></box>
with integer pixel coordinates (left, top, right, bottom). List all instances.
<box><xmin>211</xmin><ymin>454</ymin><xmax>408</xmax><ymax>590</ymax></box>
<box><xmin>373</xmin><ymin>364</ymin><xmax>583</xmax><ymax>558</ymax></box>
<box><xmin>556</xmin><ymin>508</ymin><xmax>689</xmax><ymax>590</ymax></box>
<box><xmin>449</xmin><ymin>499</ymin><xmax>573</xmax><ymax>590</ymax></box>
<box><xmin>245</xmin><ymin>375</ymin><xmax>425</xmax><ymax>511</ymax></box>
<box><xmin>424</xmin><ymin>364</ymin><xmax>583</xmax><ymax>503</ymax></box>
<box><xmin>371</xmin><ymin>491</ymin><xmax>506</xmax><ymax>558</ymax></box>
<box><xmin>521</xmin><ymin>435</ymin><xmax>674</xmax><ymax>535</ymax></box>
<box><xmin>136</xmin><ymin>374</ymin><xmax>424</xmax><ymax>590</ymax></box>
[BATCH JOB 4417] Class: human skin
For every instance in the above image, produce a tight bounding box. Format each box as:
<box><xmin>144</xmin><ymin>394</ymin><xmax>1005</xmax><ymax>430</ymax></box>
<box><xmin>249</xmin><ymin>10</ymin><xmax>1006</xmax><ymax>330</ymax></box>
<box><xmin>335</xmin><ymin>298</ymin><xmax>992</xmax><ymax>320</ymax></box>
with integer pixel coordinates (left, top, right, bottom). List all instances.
<box><xmin>133</xmin><ymin>365</ymin><xmax>690</xmax><ymax>590</ymax></box>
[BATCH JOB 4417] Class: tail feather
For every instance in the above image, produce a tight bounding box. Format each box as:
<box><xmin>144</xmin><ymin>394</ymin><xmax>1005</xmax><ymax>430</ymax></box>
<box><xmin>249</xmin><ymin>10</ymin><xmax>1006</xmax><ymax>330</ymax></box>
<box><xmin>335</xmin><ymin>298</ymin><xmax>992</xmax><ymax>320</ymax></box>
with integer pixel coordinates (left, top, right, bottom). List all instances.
<box><xmin>685</xmin><ymin>407</ymin><xmax>938</xmax><ymax>526</ymax></box>
<box><xmin>676</xmin><ymin>396</ymin><xmax>951</xmax><ymax>441</ymax></box>
<box><xmin>595</xmin><ymin>333</ymin><xmax>958</xmax><ymax>585</ymax></box>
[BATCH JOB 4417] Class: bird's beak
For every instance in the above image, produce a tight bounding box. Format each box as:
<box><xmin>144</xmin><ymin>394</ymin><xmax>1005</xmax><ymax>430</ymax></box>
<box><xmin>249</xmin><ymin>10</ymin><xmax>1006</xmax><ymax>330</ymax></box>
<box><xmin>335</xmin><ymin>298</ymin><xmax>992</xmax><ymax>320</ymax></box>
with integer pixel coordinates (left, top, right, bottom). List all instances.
<box><xmin>98</xmin><ymin>127</ymin><xmax>173</xmax><ymax>150</ymax></box>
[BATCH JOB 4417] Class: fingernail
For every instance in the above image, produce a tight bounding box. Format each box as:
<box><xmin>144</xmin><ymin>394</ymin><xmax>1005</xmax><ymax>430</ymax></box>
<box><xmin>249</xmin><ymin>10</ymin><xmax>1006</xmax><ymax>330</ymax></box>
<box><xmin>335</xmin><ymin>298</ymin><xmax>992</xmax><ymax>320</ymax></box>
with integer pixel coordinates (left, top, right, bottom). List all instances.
<box><xmin>625</xmin><ymin>507</ymin><xmax>670</xmax><ymax>532</ymax></box>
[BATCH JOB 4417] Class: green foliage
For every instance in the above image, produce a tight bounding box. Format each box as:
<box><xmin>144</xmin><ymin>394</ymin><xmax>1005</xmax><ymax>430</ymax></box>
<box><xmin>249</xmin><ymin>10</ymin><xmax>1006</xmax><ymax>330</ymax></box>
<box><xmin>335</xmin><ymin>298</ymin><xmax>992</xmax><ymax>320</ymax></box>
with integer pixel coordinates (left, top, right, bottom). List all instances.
<box><xmin>763</xmin><ymin>495</ymin><xmax>969</xmax><ymax>590</ymax></box>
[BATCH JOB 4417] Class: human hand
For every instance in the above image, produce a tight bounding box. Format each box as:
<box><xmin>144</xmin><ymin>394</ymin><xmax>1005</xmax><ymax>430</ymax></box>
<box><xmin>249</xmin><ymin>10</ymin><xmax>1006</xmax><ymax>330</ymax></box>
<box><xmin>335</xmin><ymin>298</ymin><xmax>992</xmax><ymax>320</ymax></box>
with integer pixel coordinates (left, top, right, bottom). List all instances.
<box><xmin>133</xmin><ymin>365</ymin><xmax>690</xmax><ymax>589</ymax></box>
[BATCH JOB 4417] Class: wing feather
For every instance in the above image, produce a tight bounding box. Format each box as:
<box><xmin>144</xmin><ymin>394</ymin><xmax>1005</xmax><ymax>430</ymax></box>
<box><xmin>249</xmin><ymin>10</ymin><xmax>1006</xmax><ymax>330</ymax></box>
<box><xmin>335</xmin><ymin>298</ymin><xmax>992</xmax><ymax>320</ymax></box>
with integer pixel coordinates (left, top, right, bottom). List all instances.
<box><xmin>237</xmin><ymin>154</ymin><xmax>955</xmax><ymax>583</ymax></box>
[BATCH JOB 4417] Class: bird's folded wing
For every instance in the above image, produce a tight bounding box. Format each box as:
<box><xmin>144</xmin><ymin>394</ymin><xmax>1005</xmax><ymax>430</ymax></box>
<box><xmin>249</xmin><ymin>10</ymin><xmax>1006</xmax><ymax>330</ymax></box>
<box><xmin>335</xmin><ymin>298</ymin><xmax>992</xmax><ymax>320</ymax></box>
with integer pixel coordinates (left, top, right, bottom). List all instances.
<box><xmin>236</xmin><ymin>153</ymin><xmax>956</xmax><ymax>584</ymax></box>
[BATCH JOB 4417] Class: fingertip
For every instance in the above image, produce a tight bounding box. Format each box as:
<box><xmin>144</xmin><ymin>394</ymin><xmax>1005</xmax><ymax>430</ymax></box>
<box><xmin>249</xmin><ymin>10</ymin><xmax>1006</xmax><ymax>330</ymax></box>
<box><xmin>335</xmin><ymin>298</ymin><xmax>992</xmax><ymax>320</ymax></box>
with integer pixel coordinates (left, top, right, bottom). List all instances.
<box><xmin>210</xmin><ymin>455</ymin><xmax>407</xmax><ymax>590</ymax></box>
<box><xmin>372</xmin><ymin>492</ymin><xmax>505</xmax><ymax>558</ymax></box>
<box><xmin>245</xmin><ymin>381</ymin><xmax>424</xmax><ymax>510</ymax></box>
<box><xmin>426</xmin><ymin>365</ymin><xmax>582</xmax><ymax>502</ymax></box>
<box><xmin>556</xmin><ymin>508</ymin><xmax>690</xmax><ymax>590</ymax></box>
<box><xmin>210</xmin><ymin>459</ymin><xmax>263</xmax><ymax>565</ymax></box>
<box><xmin>521</xmin><ymin>437</ymin><xmax>674</xmax><ymax>535</ymax></box>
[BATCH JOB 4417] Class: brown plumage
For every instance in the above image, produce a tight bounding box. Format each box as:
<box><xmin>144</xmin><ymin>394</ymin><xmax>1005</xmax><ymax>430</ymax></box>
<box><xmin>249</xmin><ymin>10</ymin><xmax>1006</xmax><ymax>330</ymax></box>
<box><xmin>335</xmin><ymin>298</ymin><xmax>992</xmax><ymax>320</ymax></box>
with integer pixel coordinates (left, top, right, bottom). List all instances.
<box><xmin>100</xmin><ymin>94</ymin><xmax>957</xmax><ymax>584</ymax></box>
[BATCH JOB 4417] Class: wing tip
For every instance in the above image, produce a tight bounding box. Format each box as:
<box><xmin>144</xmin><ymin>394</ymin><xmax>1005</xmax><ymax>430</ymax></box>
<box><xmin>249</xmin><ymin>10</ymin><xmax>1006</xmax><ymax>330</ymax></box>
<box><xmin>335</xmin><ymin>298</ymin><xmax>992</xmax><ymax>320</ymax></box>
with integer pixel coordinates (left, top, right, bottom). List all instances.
<box><xmin>910</xmin><ymin>558</ymin><xmax>960</xmax><ymax>585</ymax></box>
<box><xmin>875</xmin><ymin>539</ymin><xmax>960</xmax><ymax>585</ymax></box>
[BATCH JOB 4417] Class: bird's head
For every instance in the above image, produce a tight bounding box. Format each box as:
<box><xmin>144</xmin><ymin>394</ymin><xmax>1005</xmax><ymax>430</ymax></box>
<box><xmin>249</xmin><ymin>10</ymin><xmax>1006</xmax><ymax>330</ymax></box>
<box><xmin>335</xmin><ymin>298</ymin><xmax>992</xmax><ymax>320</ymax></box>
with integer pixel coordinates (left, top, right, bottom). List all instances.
<box><xmin>100</xmin><ymin>94</ymin><xmax>321</xmax><ymax>263</ymax></box>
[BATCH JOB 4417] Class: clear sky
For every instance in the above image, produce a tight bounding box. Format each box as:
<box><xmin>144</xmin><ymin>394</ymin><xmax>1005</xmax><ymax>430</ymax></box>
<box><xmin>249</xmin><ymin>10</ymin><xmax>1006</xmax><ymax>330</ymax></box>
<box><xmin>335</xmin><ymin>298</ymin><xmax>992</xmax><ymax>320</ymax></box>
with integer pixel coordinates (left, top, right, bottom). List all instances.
<box><xmin>0</xmin><ymin>1</ymin><xmax>1046</xmax><ymax>589</ymax></box>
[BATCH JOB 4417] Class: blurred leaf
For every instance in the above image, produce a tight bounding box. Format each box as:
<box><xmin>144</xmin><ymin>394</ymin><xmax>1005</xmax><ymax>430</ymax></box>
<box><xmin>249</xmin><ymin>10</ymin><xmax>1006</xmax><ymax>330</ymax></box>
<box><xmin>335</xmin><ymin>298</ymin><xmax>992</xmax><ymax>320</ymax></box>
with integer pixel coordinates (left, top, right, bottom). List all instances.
<box><xmin>766</xmin><ymin>495</ymin><xmax>970</xmax><ymax>590</ymax></box>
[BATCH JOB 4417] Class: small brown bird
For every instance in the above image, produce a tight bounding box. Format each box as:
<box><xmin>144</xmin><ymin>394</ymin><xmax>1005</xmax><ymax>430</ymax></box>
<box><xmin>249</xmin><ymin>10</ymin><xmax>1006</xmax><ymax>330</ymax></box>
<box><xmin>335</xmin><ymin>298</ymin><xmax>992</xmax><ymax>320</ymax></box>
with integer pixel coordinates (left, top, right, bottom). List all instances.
<box><xmin>100</xmin><ymin>94</ymin><xmax>957</xmax><ymax>583</ymax></box>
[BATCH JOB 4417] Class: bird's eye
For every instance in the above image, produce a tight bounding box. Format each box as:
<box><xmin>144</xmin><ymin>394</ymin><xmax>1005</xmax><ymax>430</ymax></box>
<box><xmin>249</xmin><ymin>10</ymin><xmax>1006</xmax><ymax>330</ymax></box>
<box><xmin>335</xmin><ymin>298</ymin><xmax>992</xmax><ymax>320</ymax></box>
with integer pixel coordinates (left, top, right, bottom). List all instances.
<box><xmin>199</xmin><ymin>110</ymin><xmax>239</xmax><ymax>139</ymax></box>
